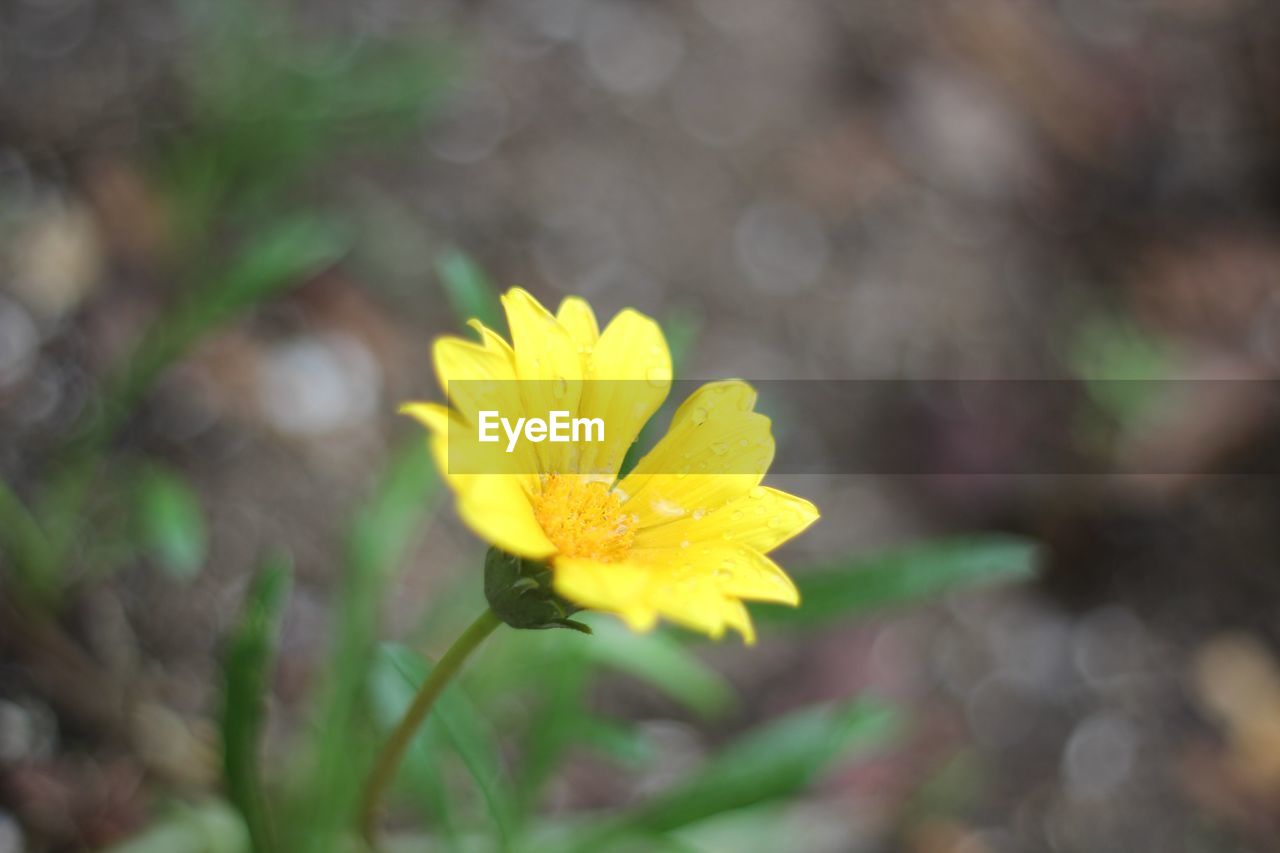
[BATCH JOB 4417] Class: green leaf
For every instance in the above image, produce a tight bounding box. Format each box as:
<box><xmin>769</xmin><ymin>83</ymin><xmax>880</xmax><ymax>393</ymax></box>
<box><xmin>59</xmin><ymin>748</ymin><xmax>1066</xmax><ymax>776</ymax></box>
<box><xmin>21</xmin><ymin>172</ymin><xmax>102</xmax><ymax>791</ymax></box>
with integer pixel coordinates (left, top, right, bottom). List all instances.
<box><xmin>437</xmin><ymin>250</ymin><xmax>504</xmax><ymax>333</ymax></box>
<box><xmin>0</xmin><ymin>476</ymin><xmax>58</xmax><ymax>605</ymax></box>
<box><xmin>590</xmin><ymin>701</ymin><xmax>897</xmax><ymax>844</ymax></box>
<box><xmin>217</xmin><ymin>216</ymin><xmax>348</xmax><ymax>307</ymax></box>
<box><xmin>222</xmin><ymin>555</ymin><xmax>292</xmax><ymax>853</ymax></box>
<box><xmin>578</xmin><ymin>718</ymin><xmax>657</xmax><ymax>767</ymax></box>
<box><xmin>370</xmin><ymin>643</ymin><xmax>517</xmax><ymax>848</ymax></box>
<box><xmin>759</xmin><ymin>535</ymin><xmax>1040</xmax><ymax>629</ymax></box>
<box><xmin>137</xmin><ymin>467</ymin><xmax>208</xmax><ymax>580</ymax></box>
<box><xmin>511</xmin><ymin>639</ymin><xmax>592</xmax><ymax>820</ymax></box>
<box><xmin>346</xmin><ymin>440</ymin><xmax>441</xmax><ymax>575</ymax></box>
<box><xmin>582</xmin><ymin>618</ymin><xmax>734</xmax><ymax>719</ymax></box>
<box><xmin>288</xmin><ymin>440</ymin><xmax>440</xmax><ymax>852</ymax></box>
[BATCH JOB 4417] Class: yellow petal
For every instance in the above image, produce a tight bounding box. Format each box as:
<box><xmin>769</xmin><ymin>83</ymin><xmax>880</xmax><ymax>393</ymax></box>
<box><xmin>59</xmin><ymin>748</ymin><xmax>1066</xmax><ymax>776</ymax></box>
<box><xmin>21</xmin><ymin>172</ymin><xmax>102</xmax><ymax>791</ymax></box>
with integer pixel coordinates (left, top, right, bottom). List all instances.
<box><xmin>553</xmin><ymin>557</ymin><xmax>658</xmax><ymax>632</ymax></box>
<box><xmin>502</xmin><ymin>288</ymin><xmax>584</xmax><ymax>472</ymax></box>
<box><xmin>634</xmin><ymin>486</ymin><xmax>819</xmax><ymax>554</ymax></box>
<box><xmin>556</xmin><ymin>297</ymin><xmax>600</xmax><ymax>351</ymax></box>
<box><xmin>554</xmin><ymin>548</ymin><xmax>784</xmax><ymax>641</ymax></box>
<box><xmin>617</xmin><ymin>381</ymin><xmax>773</xmax><ymax>528</ymax></box>
<box><xmin>719</xmin><ymin>597</ymin><xmax>757</xmax><ymax>645</ymax></box>
<box><xmin>431</xmin><ymin>335</ymin><xmax>541</xmax><ymax>481</ymax></box>
<box><xmin>631</xmin><ymin>543</ymin><xmax>800</xmax><ymax>606</ymax></box>
<box><xmin>574</xmin><ymin>308</ymin><xmax>672</xmax><ymax>477</ymax></box>
<box><xmin>467</xmin><ymin>318</ymin><xmax>516</xmax><ymax>359</ymax></box>
<box><xmin>400</xmin><ymin>401</ymin><xmax>554</xmax><ymax>559</ymax></box>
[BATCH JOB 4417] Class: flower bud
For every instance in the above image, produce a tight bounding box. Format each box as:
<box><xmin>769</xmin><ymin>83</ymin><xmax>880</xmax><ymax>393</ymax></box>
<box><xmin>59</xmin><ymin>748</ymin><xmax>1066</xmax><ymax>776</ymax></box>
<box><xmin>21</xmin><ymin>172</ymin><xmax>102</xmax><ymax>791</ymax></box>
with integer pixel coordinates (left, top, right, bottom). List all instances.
<box><xmin>483</xmin><ymin>548</ymin><xmax>591</xmax><ymax>633</ymax></box>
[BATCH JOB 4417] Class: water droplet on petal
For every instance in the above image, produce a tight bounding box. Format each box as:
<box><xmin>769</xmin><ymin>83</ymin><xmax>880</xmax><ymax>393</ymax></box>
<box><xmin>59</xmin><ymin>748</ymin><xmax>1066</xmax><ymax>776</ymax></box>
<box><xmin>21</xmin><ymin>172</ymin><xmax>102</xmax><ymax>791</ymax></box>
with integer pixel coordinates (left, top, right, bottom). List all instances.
<box><xmin>731</xmin><ymin>510</ymin><xmax>744</xmax><ymax>521</ymax></box>
<box><xmin>768</xmin><ymin>515</ymin><xmax>786</xmax><ymax>528</ymax></box>
<box><xmin>645</xmin><ymin>365</ymin><xmax>669</xmax><ymax>387</ymax></box>
<box><xmin>650</xmin><ymin>496</ymin><xmax>685</xmax><ymax>517</ymax></box>
<box><xmin>748</xmin><ymin>486</ymin><xmax>767</xmax><ymax>499</ymax></box>
<box><xmin>690</xmin><ymin>407</ymin><xmax>709</xmax><ymax>425</ymax></box>
<box><xmin>691</xmin><ymin>507</ymin><xmax>706</xmax><ymax>520</ymax></box>
<box><xmin>738</xmin><ymin>438</ymin><xmax>749</xmax><ymax>447</ymax></box>
<box><xmin>679</xmin><ymin>540</ymin><xmax>690</xmax><ymax>549</ymax></box>
<box><xmin>710</xmin><ymin>441</ymin><xmax>728</xmax><ymax>455</ymax></box>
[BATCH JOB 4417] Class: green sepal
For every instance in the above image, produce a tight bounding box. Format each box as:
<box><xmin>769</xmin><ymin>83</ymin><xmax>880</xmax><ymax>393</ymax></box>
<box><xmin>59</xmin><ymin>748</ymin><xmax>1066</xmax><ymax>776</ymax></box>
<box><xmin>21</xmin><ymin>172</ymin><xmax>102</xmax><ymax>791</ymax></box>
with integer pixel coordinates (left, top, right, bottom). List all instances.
<box><xmin>483</xmin><ymin>548</ymin><xmax>592</xmax><ymax>633</ymax></box>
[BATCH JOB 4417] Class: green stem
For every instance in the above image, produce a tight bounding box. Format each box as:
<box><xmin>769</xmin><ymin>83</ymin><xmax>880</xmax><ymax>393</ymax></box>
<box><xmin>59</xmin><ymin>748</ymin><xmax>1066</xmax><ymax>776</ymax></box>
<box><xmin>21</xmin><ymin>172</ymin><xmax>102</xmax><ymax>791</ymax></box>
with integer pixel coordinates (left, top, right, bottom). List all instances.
<box><xmin>359</xmin><ymin>609</ymin><xmax>503</xmax><ymax>844</ymax></box>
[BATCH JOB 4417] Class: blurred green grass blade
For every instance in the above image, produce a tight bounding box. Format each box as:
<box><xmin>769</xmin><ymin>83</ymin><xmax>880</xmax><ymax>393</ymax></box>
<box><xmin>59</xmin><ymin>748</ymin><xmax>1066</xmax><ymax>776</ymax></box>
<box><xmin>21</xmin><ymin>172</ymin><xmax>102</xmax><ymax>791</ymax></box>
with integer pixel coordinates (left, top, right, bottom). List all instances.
<box><xmin>104</xmin><ymin>216</ymin><xmax>347</xmax><ymax>440</ymax></box>
<box><xmin>137</xmin><ymin>467</ymin><xmax>207</xmax><ymax>581</ymax></box>
<box><xmin>107</xmin><ymin>800</ymin><xmax>249</xmax><ymax>853</ymax></box>
<box><xmin>367</xmin><ymin>646</ymin><xmax>461</xmax><ymax>847</ymax></box>
<box><xmin>513</xmin><ymin>643</ymin><xmax>591</xmax><ymax>820</ymax></box>
<box><xmin>758</xmin><ymin>535</ymin><xmax>1040</xmax><ymax>629</ymax></box>
<box><xmin>347</xmin><ymin>439</ymin><xmax>441</xmax><ymax>573</ymax></box>
<box><xmin>222</xmin><ymin>555</ymin><xmax>292</xmax><ymax>853</ymax></box>
<box><xmin>582</xmin><ymin>618</ymin><xmax>734</xmax><ymax>719</ymax></box>
<box><xmin>371</xmin><ymin>643</ymin><xmax>516</xmax><ymax>848</ymax></box>
<box><xmin>0</xmin><ymin>476</ymin><xmax>58</xmax><ymax>605</ymax></box>
<box><xmin>578</xmin><ymin>718</ymin><xmax>657</xmax><ymax>767</ymax></box>
<box><xmin>291</xmin><ymin>440</ymin><xmax>439</xmax><ymax>851</ymax></box>
<box><xmin>437</xmin><ymin>250</ymin><xmax>504</xmax><ymax>333</ymax></box>
<box><xmin>601</xmin><ymin>701</ymin><xmax>897</xmax><ymax>840</ymax></box>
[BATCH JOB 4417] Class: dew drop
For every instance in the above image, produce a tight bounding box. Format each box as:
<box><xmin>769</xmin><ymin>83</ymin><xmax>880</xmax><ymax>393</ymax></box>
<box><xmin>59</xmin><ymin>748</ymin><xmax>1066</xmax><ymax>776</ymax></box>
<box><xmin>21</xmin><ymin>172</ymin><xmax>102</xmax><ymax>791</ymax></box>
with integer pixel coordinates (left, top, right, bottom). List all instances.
<box><xmin>768</xmin><ymin>515</ymin><xmax>786</xmax><ymax>529</ymax></box>
<box><xmin>738</xmin><ymin>438</ymin><xmax>749</xmax><ymax>447</ymax></box>
<box><xmin>691</xmin><ymin>507</ymin><xmax>706</xmax><ymax>520</ymax></box>
<box><xmin>690</xmin><ymin>407</ymin><xmax>709</xmax><ymax>425</ymax></box>
<box><xmin>650</xmin><ymin>496</ymin><xmax>685</xmax><ymax>517</ymax></box>
<box><xmin>710</xmin><ymin>441</ymin><xmax>728</xmax><ymax>456</ymax></box>
<box><xmin>679</xmin><ymin>540</ymin><xmax>690</xmax><ymax>549</ymax></box>
<box><xmin>731</xmin><ymin>510</ymin><xmax>744</xmax><ymax>521</ymax></box>
<box><xmin>645</xmin><ymin>365</ymin><xmax>669</xmax><ymax>387</ymax></box>
<box><xmin>748</xmin><ymin>486</ymin><xmax>767</xmax><ymax>499</ymax></box>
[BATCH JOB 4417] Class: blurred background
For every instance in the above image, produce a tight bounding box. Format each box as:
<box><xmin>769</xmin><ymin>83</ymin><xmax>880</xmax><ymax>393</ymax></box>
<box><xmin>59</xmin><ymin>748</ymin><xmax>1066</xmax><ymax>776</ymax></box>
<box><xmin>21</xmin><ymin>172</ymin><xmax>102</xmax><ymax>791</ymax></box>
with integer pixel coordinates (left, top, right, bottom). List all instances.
<box><xmin>4</xmin><ymin>0</ymin><xmax>1280</xmax><ymax>850</ymax></box>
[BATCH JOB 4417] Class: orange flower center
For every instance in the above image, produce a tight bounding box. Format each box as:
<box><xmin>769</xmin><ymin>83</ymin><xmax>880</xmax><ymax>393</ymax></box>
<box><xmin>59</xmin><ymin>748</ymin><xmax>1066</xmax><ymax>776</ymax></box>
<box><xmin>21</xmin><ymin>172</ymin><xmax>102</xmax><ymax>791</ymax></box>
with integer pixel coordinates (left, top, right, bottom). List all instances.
<box><xmin>532</xmin><ymin>474</ymin><xmax>636</xmax><ymax>563</ymax></box>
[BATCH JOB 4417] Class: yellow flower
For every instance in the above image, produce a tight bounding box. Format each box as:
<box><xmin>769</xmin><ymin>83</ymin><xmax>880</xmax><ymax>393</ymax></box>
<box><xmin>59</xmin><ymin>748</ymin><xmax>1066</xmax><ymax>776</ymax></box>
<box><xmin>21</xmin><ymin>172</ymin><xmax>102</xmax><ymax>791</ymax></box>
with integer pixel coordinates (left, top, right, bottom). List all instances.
<box><xmin>401</xmin><ymin>288</ymin><xmax>818</xmax><ymax>643</ymax></box>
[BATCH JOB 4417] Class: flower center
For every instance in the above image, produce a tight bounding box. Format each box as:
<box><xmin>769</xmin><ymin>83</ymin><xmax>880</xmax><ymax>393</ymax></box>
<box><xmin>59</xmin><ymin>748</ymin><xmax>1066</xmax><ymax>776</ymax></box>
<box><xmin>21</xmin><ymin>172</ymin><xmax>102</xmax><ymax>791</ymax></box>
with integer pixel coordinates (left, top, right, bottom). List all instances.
<box><xmin>532</xmin><ymin>474</ymin><xmax>636</xmax><ymax>563</ymax></box>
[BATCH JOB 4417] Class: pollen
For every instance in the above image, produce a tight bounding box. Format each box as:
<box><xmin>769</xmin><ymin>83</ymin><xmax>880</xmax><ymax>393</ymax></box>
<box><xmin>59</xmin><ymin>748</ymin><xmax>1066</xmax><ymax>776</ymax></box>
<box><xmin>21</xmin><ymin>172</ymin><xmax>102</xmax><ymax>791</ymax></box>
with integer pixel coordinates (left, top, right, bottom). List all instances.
<box><xmin>532</xmin><ymin>474</ymin><xmax>636</xmax><ymax>563</ymax></box>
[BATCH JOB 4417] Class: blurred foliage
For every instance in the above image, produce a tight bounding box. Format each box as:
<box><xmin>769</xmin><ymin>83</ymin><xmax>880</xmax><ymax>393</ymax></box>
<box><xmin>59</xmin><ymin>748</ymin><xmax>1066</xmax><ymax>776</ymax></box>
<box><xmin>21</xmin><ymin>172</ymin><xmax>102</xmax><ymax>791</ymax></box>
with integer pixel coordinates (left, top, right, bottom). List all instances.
<box><xmin>1070</xmin><ymin>310</ymin><xmax>1173</xmax><ymax>434</ymax></box>
<box><xmin>0</xmin><ymin>0</ymin><xmax>448</xmax><ymax>608</ymax></box>
<box><xmin>221</xmin><ymin>556</ymin><xmax>291</xmax><ymax>853</ymax></box>
<box><xmin>759</xmin><ymin>535</ymin><xmax>1040</xmax><ymax>629</ymax></box>
<box><xmin>135</xmin><ymin>464</ymin><xmax>208</xmax><ymax>581</ymax></box>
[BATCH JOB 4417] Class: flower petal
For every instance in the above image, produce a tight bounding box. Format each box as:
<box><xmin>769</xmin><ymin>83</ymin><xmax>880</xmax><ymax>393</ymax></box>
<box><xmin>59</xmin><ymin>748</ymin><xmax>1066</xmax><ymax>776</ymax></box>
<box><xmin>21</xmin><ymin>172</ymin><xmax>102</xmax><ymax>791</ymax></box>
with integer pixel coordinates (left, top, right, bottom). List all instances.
<box><xmin>617</xmin><ymin>381</ymin><xmax>773</xmax><ymax>528</ymax></box>
<box><xmin>502</xmin><ymin>288</ymin><xmax>584</xmax><ymax>472</ymax></box>
<box><xmin>574</xmin><ymin>308</ymin><xmax>671</xmax><ymax>477</ymax></box>
<box><xmin>634</xmin><ymin>486</ymin><xmax>818</xmax><ymax>554</ymax></box>
<box><xmin>556</xmin><ymin>297</ymin><xmax>600</xmax><ymax>351</ymax></box>
<box><xmin>554</xmin><ymin>546</ymin><xmax>785</xmax><ymax>642</ymax></box>
<box><xmin>553</xmin><ymin>556</ymin><xmax>658</xmax><ymax>632</ymax></box>
<box><xmin>400</xmin><ymin>401</ymin><xmax>554</xmax><ymax>559</ymax></box>
<box><xmin>631</xmin><ymin>542</ymin><xmax>800</xmax><ymax>606</ymax></box>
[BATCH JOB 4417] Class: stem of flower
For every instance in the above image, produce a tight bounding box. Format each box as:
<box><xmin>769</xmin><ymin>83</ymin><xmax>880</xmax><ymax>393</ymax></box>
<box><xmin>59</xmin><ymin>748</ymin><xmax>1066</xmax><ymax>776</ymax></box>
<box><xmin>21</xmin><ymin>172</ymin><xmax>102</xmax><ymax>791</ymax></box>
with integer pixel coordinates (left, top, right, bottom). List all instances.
<box><xmin>359</xmin><ymin>609</ymin><xmax>503</xmax><ymax>844</ymax></box>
